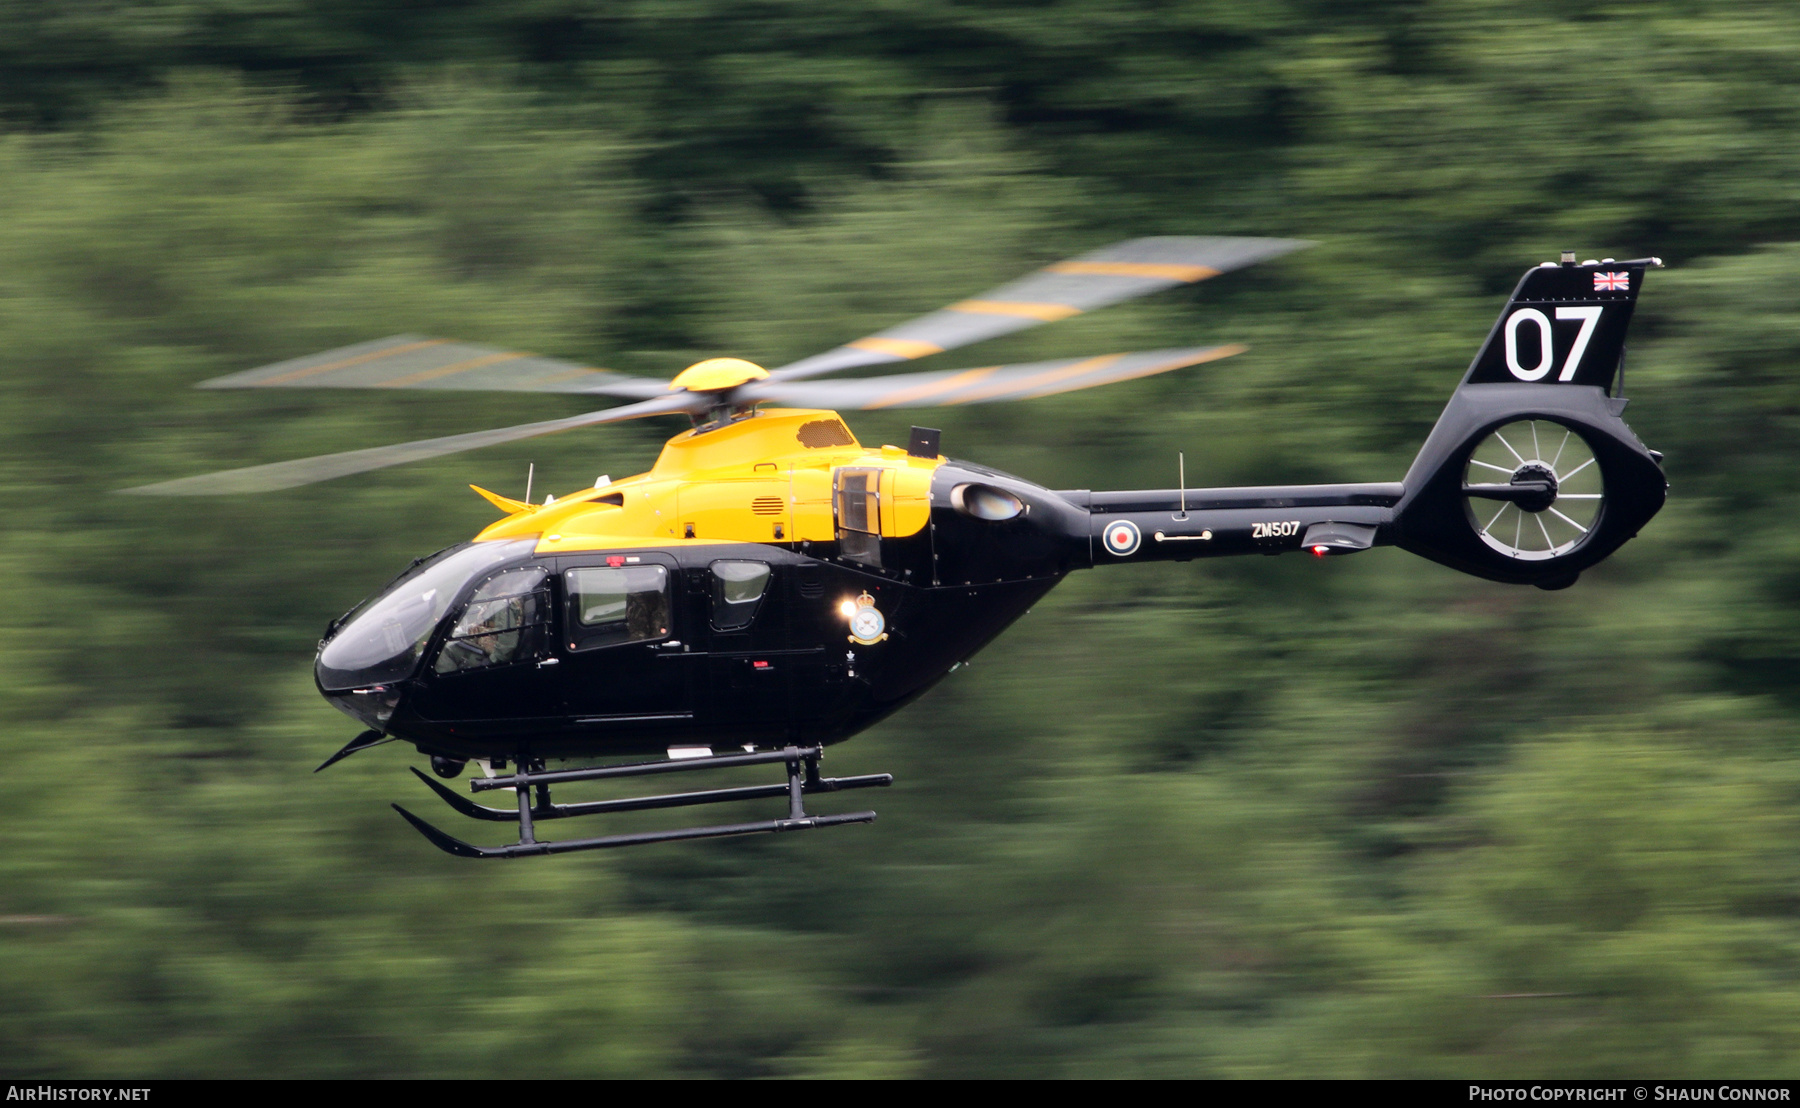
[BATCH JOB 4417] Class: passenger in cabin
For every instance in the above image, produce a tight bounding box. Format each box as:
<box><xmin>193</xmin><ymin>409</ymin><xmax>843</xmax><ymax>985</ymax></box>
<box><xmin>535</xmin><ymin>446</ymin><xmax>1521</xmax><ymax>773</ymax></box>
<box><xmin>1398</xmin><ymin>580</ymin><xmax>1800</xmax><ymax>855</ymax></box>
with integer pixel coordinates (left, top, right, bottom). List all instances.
<box><xmin>627</xmin><ymin>586</ymin><xmax>669</xmax><ymax>642</ymax></box>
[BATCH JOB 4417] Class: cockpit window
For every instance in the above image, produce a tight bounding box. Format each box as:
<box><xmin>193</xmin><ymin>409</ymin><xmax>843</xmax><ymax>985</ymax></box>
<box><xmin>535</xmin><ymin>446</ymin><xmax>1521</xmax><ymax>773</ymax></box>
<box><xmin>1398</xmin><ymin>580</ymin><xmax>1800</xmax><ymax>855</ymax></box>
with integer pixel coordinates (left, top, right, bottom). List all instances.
<box><xmin>710</xmin><ymin>561</ymin><xmax>770</xmax><ymax>631</ymax></box>
<box><xmin>316</xmin><ymin>539</ymin><xmax>537</xmax><ymax>691</ymax></box>
<box><xmin>433</xmin><ymin>567</ymin><xmax>550</xmax><ymax>674</ymax></box>
<box><xmin>566</xmin><ymin>565</ymin><xmax>670</xmax><ymax>650</ymax></box>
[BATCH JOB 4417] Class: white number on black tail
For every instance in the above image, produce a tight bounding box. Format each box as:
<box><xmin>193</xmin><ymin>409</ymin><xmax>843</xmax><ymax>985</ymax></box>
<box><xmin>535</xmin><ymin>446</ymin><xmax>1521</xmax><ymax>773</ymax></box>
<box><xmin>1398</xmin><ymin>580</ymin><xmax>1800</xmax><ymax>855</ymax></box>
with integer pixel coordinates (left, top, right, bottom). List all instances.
<box><xmin>1504</xmin><ymin>309</ymin><xmax>1554</xmax><ymax>380</ymax></box>
<box><xmin>1502</xmin><ymin>306</ymin><xmax>1604</xmax><ymax>382</ymax></box>
<box><xmin>1467</xmin><ymin>262</ymin><xmax>1643</xmax><ymax>389</ymax></box>
<box><xmin>1555</xmin><ymin>306</ymin><xmax>1602</xmax><ymax>381</ymax></box>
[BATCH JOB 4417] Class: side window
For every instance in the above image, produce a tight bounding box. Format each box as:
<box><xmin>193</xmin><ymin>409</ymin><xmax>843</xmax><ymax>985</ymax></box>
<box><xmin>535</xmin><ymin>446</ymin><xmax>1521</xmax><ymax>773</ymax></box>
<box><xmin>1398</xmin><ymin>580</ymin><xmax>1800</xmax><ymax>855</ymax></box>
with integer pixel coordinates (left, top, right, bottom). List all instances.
<box><xmin>433</xmin><ymin>567</ymin><xmax>549</xmax><ymax>674</ymax></box>
<box><xmin>566</xmin><ymin>565</ymin><xmax>670</xmax><ymax>650</ymax></box>
<box><xmin>834</xmin><ymin>467</ymin><xmax>882</xmax><ymax>568</ymax></box>
<box><xmin>710</xmin><ymin>561</ymin><xmax>771</xmax><ymax>631</ymax></box>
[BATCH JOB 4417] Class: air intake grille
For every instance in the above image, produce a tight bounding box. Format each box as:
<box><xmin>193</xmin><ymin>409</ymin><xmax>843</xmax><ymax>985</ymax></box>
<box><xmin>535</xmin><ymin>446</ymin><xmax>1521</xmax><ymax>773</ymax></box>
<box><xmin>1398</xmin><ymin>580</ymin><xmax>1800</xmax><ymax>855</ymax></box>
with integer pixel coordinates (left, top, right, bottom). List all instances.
<box><xmin>752</xmin><ymin>496</ymin><xmax>784</xmax><ymax>515</ymax></box>
<box><xmin>797</xmin><ymin>419</ymin><xmax>855</xmax><ymax>449</ymax></box>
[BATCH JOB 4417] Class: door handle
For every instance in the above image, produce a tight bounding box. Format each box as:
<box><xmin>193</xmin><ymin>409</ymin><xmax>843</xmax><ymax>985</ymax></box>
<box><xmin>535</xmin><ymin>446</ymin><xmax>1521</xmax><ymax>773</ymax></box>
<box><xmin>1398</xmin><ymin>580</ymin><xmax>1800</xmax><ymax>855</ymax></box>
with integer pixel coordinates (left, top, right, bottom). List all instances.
<box><xmin>537</xmin><ymin>657</ymin><xmax>561</xmax><ymax>667</ymax></box>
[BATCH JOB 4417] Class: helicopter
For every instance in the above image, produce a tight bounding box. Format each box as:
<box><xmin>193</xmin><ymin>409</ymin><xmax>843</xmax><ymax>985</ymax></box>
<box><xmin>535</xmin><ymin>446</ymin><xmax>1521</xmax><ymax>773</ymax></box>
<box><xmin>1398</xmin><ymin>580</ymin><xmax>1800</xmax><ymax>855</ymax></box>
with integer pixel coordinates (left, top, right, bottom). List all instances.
<box><xmin>127</xmin><ymin>239</ymin><xmax>1668</xmax><ymax>858</ymax></box>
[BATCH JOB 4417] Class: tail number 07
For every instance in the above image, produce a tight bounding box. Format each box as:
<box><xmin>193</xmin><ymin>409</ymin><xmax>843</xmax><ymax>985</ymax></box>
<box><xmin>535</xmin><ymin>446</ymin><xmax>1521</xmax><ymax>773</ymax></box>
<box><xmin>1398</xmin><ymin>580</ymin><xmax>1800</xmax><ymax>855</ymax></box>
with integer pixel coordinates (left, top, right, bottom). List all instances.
<box><xmin>1505</xmin><ymin>306</ymin><xmax>1602</xmax><ymax>382</ymax></box>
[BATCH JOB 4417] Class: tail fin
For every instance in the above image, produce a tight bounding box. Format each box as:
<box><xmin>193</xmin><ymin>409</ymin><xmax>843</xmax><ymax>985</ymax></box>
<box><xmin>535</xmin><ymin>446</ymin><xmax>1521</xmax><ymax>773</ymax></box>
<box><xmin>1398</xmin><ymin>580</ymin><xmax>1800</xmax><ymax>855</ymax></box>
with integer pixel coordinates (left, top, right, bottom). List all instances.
<box><xmin>1391</xmin><ymin>255</ymin><xmax>1668</xmax><ymax>588</ymax></box>
<box><xmin>1466</xmin><ymin>253</ymin><xmax>1653</xmax><ymax>389</ymax></box>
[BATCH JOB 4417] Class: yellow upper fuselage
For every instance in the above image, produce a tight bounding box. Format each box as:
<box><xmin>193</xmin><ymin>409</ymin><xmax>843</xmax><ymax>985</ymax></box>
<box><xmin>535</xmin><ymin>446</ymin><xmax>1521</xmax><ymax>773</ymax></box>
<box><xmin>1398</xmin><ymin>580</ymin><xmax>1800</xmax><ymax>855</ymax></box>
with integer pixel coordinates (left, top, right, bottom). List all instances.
<box><xmin>473</xmin><ymin>409</ymin><xmax>943</xmax><ymax>554</ymax></box>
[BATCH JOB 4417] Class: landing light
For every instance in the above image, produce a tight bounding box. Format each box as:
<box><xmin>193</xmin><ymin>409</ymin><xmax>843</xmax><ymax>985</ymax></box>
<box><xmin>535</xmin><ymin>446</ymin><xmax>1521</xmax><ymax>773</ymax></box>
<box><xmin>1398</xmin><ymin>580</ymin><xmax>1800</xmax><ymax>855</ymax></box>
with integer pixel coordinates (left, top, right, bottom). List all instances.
<box><xmin>839</xmin><ymin>599</ymin><xmax>858</xmax><ymax>619</ymax></box>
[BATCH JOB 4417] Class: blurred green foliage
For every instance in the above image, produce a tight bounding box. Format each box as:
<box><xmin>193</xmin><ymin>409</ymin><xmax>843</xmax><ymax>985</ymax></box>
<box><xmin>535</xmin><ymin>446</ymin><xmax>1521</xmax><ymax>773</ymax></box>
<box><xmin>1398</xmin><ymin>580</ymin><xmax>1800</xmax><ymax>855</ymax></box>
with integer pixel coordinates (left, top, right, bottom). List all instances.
<box><xmin>2</xmin><ymin>0</ymin><xmax>1800</xmax><ymax>1078</ymax></box>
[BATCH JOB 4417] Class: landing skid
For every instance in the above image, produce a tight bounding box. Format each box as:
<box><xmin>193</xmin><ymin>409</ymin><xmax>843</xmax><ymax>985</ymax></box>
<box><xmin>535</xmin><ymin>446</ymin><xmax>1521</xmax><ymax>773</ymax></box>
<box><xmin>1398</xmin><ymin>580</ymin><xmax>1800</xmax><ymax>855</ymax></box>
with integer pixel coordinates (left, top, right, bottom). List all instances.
<box><xmin>393</xmin><ymin>745</ymin><xmax>892</xmax><ymax>858</ymax></box>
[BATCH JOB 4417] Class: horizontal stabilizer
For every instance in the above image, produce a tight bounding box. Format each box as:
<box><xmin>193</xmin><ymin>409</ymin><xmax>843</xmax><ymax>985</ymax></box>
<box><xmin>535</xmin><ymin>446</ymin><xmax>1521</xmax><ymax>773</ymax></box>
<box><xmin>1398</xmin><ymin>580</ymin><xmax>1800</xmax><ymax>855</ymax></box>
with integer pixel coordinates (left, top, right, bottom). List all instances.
<box><xmin>470</xmin><ymin>484</ymin><xmax>531</xmax><ymax>515</ymax></box>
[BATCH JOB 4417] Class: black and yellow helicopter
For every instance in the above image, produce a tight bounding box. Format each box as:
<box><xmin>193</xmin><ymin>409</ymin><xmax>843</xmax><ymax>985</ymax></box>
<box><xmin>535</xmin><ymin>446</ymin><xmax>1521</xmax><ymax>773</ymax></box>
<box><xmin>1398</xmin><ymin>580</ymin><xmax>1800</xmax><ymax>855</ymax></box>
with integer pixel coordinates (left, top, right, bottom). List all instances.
<box><xmin>128</xmin><ymin>239</ymin><xmax>1668</xmax><ymax>858</ymax></box>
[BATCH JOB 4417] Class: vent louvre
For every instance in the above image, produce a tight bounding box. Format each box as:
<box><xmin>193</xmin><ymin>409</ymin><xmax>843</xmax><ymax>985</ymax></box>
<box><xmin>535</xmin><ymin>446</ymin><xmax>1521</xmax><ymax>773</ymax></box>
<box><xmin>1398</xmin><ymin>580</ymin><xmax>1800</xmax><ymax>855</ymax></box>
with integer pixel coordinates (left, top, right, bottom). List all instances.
<box><xmin>752</xmin><ymin>496</ymin><xmax>784</xmax><ymax>515</ymax></box>
<box><xmin>797</xmin><ymin>419</ymin><xmax>855</xmax><ymax>449</ymax></box>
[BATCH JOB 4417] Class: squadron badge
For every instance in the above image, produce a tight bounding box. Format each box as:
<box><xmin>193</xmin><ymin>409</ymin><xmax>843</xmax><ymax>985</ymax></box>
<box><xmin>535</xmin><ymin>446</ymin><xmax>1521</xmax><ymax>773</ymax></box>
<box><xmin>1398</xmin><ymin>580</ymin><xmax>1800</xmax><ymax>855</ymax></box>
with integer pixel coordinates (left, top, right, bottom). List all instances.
<box><xmin>846</xmin><ymin>592</ymin><xmax>889</xmax><ymax>645</ymax></box>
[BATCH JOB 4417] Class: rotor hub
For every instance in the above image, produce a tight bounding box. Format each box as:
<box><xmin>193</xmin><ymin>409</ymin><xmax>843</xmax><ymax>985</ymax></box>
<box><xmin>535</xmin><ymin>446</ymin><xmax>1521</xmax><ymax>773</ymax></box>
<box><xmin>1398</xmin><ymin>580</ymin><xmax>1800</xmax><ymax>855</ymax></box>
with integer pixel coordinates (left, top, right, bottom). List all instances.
<box><xmin>670</xmin><ymin>357</ymin><xmax>769</xmax><ymax>393</ymax></box>
<box><xmin>1510</xmin><ymin>462</ymin><xmax>1558</xmax><ymax>513</ymax></box>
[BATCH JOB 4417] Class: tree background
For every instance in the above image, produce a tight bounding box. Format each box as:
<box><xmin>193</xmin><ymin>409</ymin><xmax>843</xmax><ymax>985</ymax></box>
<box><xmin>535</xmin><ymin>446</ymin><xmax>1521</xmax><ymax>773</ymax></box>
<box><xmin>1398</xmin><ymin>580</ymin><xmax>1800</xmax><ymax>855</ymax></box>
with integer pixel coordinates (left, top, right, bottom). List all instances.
<box><xmin>2</xmin><ymin>0</ymin><xmax>1799</xmax><ymax>1077</ymax></box>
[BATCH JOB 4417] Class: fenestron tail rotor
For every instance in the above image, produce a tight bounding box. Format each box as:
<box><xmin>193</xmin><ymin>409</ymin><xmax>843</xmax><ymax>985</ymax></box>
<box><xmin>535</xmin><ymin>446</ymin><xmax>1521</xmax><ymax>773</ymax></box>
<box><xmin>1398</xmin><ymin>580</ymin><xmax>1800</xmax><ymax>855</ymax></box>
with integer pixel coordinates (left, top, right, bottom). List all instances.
<box><xmin>1462</xmin><ymin>419</ymin><xmax>1605</xmax><ymax>560</ymax></box>
<box><xmin>120</xmin><ymin>235</ymin><xmax>1309</xmax><ymax>495</ymax></box>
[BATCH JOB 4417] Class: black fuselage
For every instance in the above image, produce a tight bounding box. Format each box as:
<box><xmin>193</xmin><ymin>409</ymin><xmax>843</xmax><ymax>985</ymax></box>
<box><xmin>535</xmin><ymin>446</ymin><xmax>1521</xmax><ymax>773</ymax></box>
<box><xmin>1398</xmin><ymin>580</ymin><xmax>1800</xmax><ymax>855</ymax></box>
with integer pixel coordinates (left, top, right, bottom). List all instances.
<box><xmin>322</xmin><ymin>460</ymin><xmax>1094</xmax><ymax>761</ymax></box>
<box><xmin>387</xmin><ymin>543</ymin><xmax>1060</xmax><ymax>761</ymax></box>
<box><xmin>322</xmin><ymin>413</ymin><xmax>1653</xmax><ymax>765</ymax></box>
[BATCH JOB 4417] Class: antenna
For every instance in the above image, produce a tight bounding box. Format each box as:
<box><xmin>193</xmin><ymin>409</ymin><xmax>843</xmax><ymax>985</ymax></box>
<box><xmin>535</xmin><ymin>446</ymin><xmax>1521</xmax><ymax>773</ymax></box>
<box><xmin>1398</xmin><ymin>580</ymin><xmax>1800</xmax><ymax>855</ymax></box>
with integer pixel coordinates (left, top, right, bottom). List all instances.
<box><xmin>525</xmin><ymin>463</ymin><xmax>534</xmax><ymax>505</ymax></box>
<box><xmin>1175</xmin><ymin>452</ymin><xmax>1188</xmax><ymax>520</ymax></box>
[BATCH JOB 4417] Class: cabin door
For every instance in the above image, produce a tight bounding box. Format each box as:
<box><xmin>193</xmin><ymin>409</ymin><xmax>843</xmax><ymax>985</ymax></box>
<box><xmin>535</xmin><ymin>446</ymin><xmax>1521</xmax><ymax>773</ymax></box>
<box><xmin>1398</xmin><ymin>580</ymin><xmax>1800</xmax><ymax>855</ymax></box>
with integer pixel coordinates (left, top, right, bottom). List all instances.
<box><xmin>554</xmin><ymin>553</ymin><xmax>695</xmax><ymax>725</ymax></box>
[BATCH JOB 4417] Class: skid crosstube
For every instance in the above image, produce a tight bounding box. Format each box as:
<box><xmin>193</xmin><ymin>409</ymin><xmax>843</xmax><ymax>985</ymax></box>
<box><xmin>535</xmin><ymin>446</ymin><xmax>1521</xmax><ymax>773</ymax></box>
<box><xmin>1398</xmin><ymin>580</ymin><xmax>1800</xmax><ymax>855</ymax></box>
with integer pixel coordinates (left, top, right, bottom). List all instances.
<box><xmin>394</xmin><ymin>744</ymin><xmax>891</xmax><ymax>858</ymax></box>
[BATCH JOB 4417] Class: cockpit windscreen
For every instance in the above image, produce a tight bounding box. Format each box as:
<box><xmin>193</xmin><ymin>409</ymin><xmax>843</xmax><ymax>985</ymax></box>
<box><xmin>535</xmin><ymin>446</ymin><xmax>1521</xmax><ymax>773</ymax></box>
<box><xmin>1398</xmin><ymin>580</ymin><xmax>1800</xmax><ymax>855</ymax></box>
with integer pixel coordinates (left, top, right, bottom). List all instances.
<box><xmin>316</xmin><ymin>539</ymin><xmax>538</xmax><ymax>690</ymax></box>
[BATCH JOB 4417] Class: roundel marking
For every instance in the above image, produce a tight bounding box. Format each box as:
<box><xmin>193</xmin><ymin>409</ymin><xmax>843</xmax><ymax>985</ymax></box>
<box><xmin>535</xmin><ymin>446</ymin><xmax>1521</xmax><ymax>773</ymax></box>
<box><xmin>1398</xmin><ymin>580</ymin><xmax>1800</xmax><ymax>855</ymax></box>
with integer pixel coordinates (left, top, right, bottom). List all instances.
<box><xmin>1103</xmin><ymin>519</ymin><xmax>1141</xmax><ymax>556</ymax></box>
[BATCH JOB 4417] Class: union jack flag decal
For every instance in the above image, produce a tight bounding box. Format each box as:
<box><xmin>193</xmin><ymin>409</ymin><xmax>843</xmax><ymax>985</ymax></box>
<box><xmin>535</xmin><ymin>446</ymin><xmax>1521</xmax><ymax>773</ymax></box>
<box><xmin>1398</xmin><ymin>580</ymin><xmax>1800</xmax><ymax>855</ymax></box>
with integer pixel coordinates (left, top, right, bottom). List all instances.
<box><xmin>1594</xmin><ymin>271</ymin><xmax>1630</xmax><ymax>292</ymax></box>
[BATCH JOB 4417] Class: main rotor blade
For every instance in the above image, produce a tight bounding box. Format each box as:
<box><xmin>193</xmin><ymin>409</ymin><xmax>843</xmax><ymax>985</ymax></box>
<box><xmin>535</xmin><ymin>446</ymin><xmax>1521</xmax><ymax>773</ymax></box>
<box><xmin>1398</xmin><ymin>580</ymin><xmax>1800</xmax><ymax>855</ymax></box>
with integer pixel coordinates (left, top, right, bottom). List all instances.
<box><xmin>197</xmin><ymin>335</ymin><xmax>669</xmax><ymax>399</ymax></box>
<box><xmin>119</xmin><ymin>393</ymin><xmax>702</xmax><ymax>496</ymax></box>
<box><xmin>767</xmin><ymin>237</ymin><xmax>1309</xmax><ymax>382</ymax></box>
<box><xmin>739</xmin><ymin>346</ymin><xmax>1244</xmax><ymax>409</ymax></box>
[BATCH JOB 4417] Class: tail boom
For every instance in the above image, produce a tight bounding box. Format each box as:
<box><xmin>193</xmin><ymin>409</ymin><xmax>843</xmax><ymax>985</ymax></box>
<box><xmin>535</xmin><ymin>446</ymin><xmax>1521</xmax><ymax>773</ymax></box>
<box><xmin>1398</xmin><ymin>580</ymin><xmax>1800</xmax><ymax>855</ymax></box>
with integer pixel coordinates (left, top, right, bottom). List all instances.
<box><xmin>1065</xmin><ymin>256</ymin><xmax>1668</xmax><ymax>586</ymax></box>
<box><xmin>1066</xmin><ymin>483</ymin><xmax>1401</xmax><ymax>563</ymax></box>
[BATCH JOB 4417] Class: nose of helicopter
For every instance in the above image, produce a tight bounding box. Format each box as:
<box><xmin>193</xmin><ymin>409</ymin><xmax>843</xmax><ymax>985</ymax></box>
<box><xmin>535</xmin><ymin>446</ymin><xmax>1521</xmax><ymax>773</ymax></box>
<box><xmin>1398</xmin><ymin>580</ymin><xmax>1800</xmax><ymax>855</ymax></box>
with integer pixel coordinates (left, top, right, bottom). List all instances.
<box><xmin>314</xmin><ymin>538</ymin><xmax>539</xmax><ymax>722</ymax></box>
<box><xmin>320</xmin><ymin>681</ymin><xmax>404</xmax><ymax>733</ymax></box>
